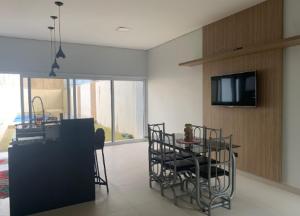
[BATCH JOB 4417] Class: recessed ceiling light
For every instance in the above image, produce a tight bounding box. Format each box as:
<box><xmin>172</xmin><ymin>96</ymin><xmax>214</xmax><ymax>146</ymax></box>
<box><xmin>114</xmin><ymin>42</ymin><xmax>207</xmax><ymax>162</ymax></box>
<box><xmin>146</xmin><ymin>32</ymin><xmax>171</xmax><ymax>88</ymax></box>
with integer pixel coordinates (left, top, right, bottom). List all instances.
<box><xmin>116</xmin><ymin>27</ymin><xmax>131</xmax><ymax>32</ymax></box>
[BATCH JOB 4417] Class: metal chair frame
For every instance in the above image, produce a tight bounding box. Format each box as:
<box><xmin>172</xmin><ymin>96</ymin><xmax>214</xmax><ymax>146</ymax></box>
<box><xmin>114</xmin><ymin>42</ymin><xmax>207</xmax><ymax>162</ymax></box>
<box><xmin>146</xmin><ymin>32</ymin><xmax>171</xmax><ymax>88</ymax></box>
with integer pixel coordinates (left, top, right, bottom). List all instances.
<box><xmin>189</xmin><ymin>127</ymin><xmax>233</xmax><ymax>216</ymax></box>
<box><xmin>148</xmin><ymin>125</ymin><xmax>165</xmax><ymax>190</ymax></box>
<box><xmin>160</xmin><ymin>132</ymin><xmax>195</xmax><ymax>204</ymax></box>
<box><xmin>148</xmin><ymin>124</ymin><xmax>192</xmax><ymax>199</ymax></box>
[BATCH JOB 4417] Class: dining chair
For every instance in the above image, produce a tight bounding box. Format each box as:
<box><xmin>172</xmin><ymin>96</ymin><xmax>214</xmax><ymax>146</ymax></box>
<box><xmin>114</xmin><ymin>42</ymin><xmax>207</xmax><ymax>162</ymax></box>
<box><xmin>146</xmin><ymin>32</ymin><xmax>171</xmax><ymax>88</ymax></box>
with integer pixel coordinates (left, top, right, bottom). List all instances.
<box><xmin>148</xmin><ymin>125</ymin><xmax>163</xmax><ymax>188</ymax></box>
<box><xmin>162</xmin><ymin>132</ymin><xmax>196</xmax><ymax>204</ymax></box>
<box><xmin>148</xmin><ymin>123</ymin><xmax>175</xmax><ymax>189</ymax></box>
<box><xmin>148</xmin><ymin>126</ymin><xmax>194</xmax><ymax>197</ymax></box>
<box><xmin>94</xmin><ymin>128</ymin><xmax>109</xmax><ymax>193</ymax></box>
<box><xmin>191</xmin><ymin>129</ymin><xmax>233</xmax><ymax>216</ymax></box>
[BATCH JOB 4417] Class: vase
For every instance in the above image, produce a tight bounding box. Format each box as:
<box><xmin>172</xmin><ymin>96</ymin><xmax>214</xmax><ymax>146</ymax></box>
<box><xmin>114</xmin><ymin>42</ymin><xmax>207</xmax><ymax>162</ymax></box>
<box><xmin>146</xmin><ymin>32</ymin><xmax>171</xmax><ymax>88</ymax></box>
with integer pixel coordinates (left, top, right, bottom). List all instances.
<box><xmin>184</xmin><ymin>124</ymin><xmax>193</xmax><ymax>142</ymax></box>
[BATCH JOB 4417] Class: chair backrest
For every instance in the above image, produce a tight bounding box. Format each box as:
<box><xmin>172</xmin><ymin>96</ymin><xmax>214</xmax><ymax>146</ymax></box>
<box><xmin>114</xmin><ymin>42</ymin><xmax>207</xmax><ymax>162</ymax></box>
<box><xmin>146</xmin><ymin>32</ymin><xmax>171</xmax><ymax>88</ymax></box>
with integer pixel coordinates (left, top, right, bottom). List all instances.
<box><xmin>163</xmin><ymin>132</ymin><xmax>177</xmax><ymax>158</ymax></box>
<box><xmin>191</xmin><ymin>125</ymin><xmax>206</xmax><ymax>142</ymax></box>
<box><xmin>162</xmin><ymin>132</ymin><xmax>176</xmax><ymax>156</ymax></box>
<box><xmin>95</xmin><ymin>128</ymin><xmax>105</xmax><ymax>150</ymax></box>
<box><xmin>207</xmin><ymin>133</ymin><xmax>233</xmax><ymax>196</ymax></box>
<box><xmin>147</xmin><ymin>123</ymin><xmax>165</xmax><ymax>151</ymax></box>
<box><xmin>148</xmin><ymin>123</ymin><xmax>165</xmax><ymax>138</ymax></box>
<box><xmin>148</xmin><ymin>127</ymin><xmax>163</xmax><ymax>155</ymax></box>
<box><xmin>148</xmin><ymin>128</ymin><xmax>163</xmax><ymax>180</ymax></box>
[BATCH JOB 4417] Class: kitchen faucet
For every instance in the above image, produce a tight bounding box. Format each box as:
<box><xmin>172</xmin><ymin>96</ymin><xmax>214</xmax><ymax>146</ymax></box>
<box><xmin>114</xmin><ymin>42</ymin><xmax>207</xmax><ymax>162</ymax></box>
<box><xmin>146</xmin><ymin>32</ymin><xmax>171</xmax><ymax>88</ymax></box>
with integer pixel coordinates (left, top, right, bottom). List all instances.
<box><xmin>32</xmin><ymin>96</ymin><xmax>45</xmax><ymax>125</ymax></box>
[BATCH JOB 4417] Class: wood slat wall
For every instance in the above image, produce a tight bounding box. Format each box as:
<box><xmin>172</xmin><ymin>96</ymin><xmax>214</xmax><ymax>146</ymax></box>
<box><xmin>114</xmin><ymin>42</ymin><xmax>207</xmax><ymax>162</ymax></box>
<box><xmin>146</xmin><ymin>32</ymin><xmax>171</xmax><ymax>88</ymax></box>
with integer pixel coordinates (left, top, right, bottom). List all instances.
<box><xmin>203</xmin><ymin>0</ymin><xmax>283</xmax><ymax>181</ymax></box>
<box><xmin>179</xmin><ymin>35</ymin><xmax>300</xmax><ymax>66</ymax></box>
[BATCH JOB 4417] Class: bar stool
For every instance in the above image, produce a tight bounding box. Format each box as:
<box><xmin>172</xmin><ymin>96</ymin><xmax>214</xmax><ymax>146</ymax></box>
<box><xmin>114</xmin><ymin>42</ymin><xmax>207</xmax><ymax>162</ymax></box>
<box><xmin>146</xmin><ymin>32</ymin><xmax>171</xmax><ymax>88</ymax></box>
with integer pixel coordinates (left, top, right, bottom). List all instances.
<box><xmin>94</xmin><ymin>128</ymin><xmax>109</xmax><ymax>193</ymax></box>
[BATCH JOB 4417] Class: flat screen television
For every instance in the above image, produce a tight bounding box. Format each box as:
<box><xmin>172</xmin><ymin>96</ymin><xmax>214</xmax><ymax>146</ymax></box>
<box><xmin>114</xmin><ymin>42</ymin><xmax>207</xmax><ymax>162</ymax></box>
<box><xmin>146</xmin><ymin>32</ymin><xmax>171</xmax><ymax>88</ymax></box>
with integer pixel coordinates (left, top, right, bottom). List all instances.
<box><xmin>211</xmin><ymin>71</ymin><xmax>257</xmax><ymax>106</ymax></box>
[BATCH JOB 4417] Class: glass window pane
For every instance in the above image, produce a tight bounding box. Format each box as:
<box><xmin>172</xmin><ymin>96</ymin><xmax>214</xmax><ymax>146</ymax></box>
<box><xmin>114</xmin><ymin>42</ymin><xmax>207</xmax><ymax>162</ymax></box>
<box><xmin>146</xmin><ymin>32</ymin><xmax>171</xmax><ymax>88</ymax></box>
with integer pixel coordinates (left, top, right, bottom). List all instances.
<box><xmin>62</xmin><ymin>80</ymin><xmax>69</xmax><ymax>118</ymax></box>
<box><xmin>69</xmin><ymin>79</ymin><xmax>74</xmax><ymax>119</ymax></box>
<box><xmin>0</xmin><ymin>74</ymin><xmax>20</xmax><ymax>151</ymax></box>
<box><xmin>76</xmin><ymin>80</ymin><xmax>91</xmax><ymax>118</ymax></box>
<box><xmin>75</xmin><ymin>80</ymin><xmax>112</xmax><ymax>142</ymax></box>
<box><xmin>30</xmin><ymin>78</ymin><xmax>68</xmax><ymax>121</ymax></box>
<box><xmin>114</xmin><ymin>81</ymin><xmax>144</xmax><ymax>141</ymax></box>
<box><xmin>23</xmin><ymin>78</ymin><xmax>30</xmax><ymax>122</ymax></box>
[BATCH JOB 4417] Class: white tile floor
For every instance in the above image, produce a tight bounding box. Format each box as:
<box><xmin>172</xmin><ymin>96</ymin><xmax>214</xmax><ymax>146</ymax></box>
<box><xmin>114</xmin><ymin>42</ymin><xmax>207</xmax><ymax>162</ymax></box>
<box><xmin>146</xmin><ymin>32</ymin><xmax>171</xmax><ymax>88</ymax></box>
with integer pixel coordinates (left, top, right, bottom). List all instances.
<box><xmin>1</xmin><ymin>142</ymin><xmax>300</xmax><ymax>216</ymax></box>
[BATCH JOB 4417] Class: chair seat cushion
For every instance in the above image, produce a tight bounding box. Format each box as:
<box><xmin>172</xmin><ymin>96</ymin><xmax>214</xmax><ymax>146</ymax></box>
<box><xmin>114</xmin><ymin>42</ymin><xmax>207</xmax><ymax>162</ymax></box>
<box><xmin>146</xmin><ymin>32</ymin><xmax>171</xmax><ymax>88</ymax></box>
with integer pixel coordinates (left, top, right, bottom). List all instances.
<box><xmin>179</xmin><ymin>151</ymin><xmax>193</xmax><ymax>159</ymax></box>
<box><xmin>164</xmin><ymin>159</ymin><xmax>195</xmax><ymax>172</ymax></box>
<box><xmin>151</xmin><ymin>153</ymin><xmax>185</xmax><ymax>162</ymax></box>
<box><xmin>150</xmin><ymin>149</ymin><xmax>174</xmax><ymax>155</ymax></box>
<box><xmin>187</xmin><ymin>156</ymin><xmax>217</xmax><ymax>166</ymax></box>
<box><xmin>190</xmin><ymin>166</ymin><xmax>229</xmax><ymax>179</ymax></box>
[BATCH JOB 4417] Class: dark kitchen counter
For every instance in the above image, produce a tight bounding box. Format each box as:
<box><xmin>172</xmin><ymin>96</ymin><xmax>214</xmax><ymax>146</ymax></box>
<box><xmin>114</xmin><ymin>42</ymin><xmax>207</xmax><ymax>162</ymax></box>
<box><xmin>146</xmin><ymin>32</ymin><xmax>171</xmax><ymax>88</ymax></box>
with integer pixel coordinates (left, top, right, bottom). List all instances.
<box><xmin>8</xmin><ymin>118</ymin><xmax>95</xmax><ymax>216</ymax></box>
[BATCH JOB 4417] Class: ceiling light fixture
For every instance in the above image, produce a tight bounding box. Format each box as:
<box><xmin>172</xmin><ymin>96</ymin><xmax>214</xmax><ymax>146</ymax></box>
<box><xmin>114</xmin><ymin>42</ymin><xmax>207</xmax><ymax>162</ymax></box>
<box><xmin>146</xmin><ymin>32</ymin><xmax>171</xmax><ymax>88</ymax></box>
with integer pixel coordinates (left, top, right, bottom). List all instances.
<box><xmin>47</xmin><ymin>2</ymin><xmax>66</xmax><ymax>77</ymax></box>
<box><xmin>116</xmin><ymin>27</ymin><xmax>131</xmax><ymax>32</ymax></box>
<box><xmin>55</xmin><ymin>1</ymin><xmax>66</xmax><ymax>59</ymax></box>
<box><xmin>50</xmin><ymin>15</ymin><xmax>60</xmax><ymax>70</ymax></box>
<box><xmin>48</xmin><ymin>26</ymin><xmax>56</xmax><ymax>77</ymax></box>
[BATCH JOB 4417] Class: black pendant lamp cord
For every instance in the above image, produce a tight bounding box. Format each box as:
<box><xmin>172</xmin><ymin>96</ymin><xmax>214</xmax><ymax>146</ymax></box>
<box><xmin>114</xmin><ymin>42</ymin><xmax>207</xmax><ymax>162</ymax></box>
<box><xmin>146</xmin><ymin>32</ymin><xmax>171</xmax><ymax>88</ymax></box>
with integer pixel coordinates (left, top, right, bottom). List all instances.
<box><xmin>53</xmin><ymin>19</ymin><xmax>57</xmax><ymax>56</ymax></box>
<box><xmin>58</xmin><ymin>6</ymin><xmax>62</xmax><ymax>45</ymax></box>
<box><xmin>48</xmin><ymin>26</ymin><xmax>56</xmax><ymax>77</ymax></box>
<box><xmin>50</xmin><ymin>28</ymin><xmax>53</xmax><ymax>62</ymax></box>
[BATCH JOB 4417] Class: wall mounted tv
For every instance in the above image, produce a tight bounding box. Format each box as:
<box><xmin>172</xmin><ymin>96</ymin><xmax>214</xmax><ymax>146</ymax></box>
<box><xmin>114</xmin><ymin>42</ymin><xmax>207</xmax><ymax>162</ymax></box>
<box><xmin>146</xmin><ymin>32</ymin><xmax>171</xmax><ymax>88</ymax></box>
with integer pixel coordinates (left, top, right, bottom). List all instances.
<box><xmin>211</xmin><ymin>71</ymin><xmax>257</xmax><ymax>107</ymax></box>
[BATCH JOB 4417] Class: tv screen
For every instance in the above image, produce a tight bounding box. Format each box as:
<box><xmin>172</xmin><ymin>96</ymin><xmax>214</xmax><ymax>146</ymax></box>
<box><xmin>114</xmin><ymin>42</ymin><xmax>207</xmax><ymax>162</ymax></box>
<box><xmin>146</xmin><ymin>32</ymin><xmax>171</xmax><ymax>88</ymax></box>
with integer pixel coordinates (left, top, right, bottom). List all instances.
<box><xmin>211</xmin><ymin>71</ymin><xmax>257</xmax><ymax>106</ymax></box>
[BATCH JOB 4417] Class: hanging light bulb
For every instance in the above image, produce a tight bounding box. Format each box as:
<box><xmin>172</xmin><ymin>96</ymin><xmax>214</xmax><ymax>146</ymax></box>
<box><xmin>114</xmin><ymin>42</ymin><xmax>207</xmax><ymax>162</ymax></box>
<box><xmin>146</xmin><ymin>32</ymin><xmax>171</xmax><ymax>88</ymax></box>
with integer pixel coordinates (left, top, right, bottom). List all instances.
<box><xmin>48</xmin><ymin>26</ymin><xmax>56</xmax><ymax>77</ymax></box>
<box><xmin>51</xmin><ymin>15</ymin><xmax>60</xmax><ymax>70</ymax></box>
<box><xmin>55</xmin><ymin>1</ymin><xmax>66</xmax><ymax>59</ymax></box>
<box><xmin>52</xmin><ymin>58</ymin><xmax>60</xmax><ymax>70</ymax></box>
<box><xmin>49</xmin><ymin>68</ymin><xmax>56</xmax><ymax>77</ymax></box>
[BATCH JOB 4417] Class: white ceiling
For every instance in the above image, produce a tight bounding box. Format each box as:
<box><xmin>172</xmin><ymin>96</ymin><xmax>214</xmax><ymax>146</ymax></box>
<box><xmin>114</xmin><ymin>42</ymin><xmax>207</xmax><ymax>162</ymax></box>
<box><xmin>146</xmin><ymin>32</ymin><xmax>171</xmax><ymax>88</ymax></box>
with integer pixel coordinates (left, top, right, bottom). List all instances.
<box><xmin>0</xmin><ymin>0</ymin><xmax>265</xmax><ymax>50</ymax></box>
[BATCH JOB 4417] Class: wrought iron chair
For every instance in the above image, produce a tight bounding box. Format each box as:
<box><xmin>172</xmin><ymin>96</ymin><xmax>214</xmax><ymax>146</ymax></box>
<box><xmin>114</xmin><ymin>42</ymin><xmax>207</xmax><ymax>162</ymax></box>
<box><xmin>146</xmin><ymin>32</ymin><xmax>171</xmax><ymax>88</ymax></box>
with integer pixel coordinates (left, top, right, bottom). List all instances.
<box><xmin>148</xmin><ymin>124</ymin><xmax>194</xmax><ymax>198</ymax></box>
<box><xmin>148</xmin><ymin>123</ymin><xmax>180</xmax><ymax>189</ymax></box>
<box><xmin>191</xmin><ymin>127</ymin><xmax>233</xmax><ymax>216</ymax></box>
<box><xmin>94</xmin><ymin>128</ymin><xmax>109</xmax><ymax>193</ymax></box>
<box><xmin>161</xmin><ymin>132</ymin><xmax>196</xmax><ymax>203</ymax></box>
<box><xmin>182</xmin><ymin>125</ymin><xmax>217</xmax><ymax>203</ymax></box>
<box><xmin>148</xmin><ymin>127</ymin><xmax>164</xmax><ymax>189</ymax></box>
<box><xmin>206</xmin><ymin>134</ymin><xmax>232</xmax><ymax>215</ymax></box>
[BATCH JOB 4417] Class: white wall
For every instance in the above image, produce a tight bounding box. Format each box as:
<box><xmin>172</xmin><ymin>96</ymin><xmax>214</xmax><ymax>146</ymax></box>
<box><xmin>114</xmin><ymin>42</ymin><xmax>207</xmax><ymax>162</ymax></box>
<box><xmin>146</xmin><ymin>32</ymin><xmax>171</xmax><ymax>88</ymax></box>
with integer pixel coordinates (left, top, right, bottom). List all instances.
<box><xmin>282</xmin><ymin>0</ymin><xmax>300</xmax><ymax>189</ymax></box>
<box><xmin>0</xmin><ymin>37</ymin><xmax>147</xmax><ymax>79</ymax></box>
<box><xmin>148</xmin><ymin>30</ymin><xmax>203</xmax><ymax>133</ymax></box>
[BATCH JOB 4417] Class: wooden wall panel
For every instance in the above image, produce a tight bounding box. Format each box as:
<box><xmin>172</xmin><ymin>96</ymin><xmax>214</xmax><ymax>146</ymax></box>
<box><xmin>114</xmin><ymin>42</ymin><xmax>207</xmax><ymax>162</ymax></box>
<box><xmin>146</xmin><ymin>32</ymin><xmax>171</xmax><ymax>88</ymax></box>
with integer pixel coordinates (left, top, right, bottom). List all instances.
<box><xmin>203</xmin><ymin>0</ymin><xmax>283</xmax><ymax>182</ymax></box>
<box><xmin>203</xmin><ymin>0</ymin><xmax>283</xmax><ymax>57</ymax></box>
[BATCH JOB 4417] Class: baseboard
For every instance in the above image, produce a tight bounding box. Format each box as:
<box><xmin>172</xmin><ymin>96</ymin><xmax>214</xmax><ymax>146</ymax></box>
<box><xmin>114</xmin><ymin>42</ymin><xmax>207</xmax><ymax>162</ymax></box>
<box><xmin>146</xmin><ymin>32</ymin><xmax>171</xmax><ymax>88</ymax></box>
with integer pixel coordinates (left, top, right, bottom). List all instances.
<box><xmin>237</xmin><ymin>170</ymin><xmax>300</xmax><ymax>196</ymax></box>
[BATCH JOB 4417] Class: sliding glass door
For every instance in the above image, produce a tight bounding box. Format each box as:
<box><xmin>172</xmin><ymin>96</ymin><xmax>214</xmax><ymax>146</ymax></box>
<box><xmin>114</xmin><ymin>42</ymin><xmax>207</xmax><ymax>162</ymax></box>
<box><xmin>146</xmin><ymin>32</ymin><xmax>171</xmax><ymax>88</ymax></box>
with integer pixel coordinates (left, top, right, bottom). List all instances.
<box><xmin>75</xmin><ymin>80</ymin><xmax>112</xmax><ymax>142</ymax></box>
<box><xmin>114</xmin><ymin>81</ymin><xmax>144</xmax><ymax>141</ymax></box>
<box><xmin>74</xmin><ymin>79</ymin><xmax>145</xmax><ymax>143</ymax></box>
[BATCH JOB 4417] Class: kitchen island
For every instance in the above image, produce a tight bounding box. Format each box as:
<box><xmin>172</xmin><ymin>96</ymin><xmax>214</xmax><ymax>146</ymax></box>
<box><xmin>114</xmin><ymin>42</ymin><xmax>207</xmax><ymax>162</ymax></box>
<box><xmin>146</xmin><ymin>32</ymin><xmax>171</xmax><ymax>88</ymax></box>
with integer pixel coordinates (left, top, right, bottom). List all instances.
<box><xmin>8</xmin><ymin>118</ymin><xmax>95</xmax><ymax>216</ymax></box>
